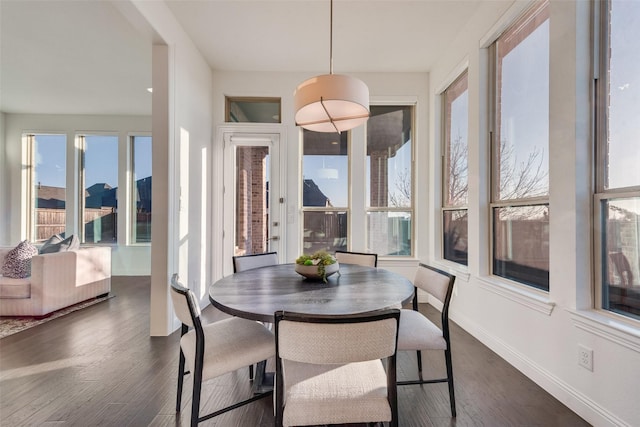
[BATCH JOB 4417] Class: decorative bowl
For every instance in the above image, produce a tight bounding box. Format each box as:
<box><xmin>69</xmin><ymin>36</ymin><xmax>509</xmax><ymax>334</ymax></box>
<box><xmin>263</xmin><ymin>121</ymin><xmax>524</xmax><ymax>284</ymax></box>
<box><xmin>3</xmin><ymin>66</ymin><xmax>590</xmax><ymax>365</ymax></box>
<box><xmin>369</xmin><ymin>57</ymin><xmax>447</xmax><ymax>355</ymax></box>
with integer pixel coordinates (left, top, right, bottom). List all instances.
<box><xmin>295</xmin><ymin>262</ymin><xmax>339</xmax><ymax>281</ymax></box>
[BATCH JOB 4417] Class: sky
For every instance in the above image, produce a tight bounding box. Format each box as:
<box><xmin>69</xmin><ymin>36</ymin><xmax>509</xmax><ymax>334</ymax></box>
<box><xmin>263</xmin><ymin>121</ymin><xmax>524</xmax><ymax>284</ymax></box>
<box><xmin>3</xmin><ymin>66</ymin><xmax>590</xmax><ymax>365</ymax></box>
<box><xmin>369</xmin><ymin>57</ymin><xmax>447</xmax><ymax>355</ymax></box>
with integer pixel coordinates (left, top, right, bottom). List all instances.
<box><xmin>608</xmin><ymin>0</ymin><xmax>640</xmax><ymax>190</ymax></box>
<box><xmin>34</xmin><ymin>134</ymin><xmax>151</xmax><ymax>190</ymax></box>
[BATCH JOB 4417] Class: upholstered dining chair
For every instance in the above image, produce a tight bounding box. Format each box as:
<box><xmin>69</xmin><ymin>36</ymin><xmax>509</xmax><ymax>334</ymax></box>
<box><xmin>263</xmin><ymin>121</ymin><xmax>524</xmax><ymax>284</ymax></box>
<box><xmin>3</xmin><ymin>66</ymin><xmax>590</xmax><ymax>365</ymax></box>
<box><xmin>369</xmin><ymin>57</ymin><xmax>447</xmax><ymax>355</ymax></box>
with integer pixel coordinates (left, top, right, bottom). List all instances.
<box><xmin>170</xmin><ymin>274</ymin><xmax>275</xmax><ymax>427</ymax></box>
<box><xmin>232</xmin><ymin>251</ymin><xmax>278</xmax><ymax>273</ymax></box>
<box><xmin>231</xmin><ymin>251</ymin><xmax>278</xmax><ymax>380</ymax></box>
<box><xmin>396</xmin><ymin>263</ymin><xmax>457</xmax><ymax>417</ymax></box>
<box><xmin>274</xmin><ymin>309</ymin><xmax>400</xmax><ymax>427</ymax></box>
<box><xmin>335</xmin><ymin>250</ymin><xmax>378</xmax><ymax>267</ymax></box>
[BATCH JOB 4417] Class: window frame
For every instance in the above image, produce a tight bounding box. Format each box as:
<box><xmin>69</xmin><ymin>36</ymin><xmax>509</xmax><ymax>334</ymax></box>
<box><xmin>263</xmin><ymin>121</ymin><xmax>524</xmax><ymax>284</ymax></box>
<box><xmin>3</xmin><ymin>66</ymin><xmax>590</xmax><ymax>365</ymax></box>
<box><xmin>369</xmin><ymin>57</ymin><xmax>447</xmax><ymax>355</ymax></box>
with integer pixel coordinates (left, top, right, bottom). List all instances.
<box><xmin>441</xmin><ymin>70</ymin><xmax>469</xmax><ymax>266</ymax></box>
<box><xmin>225</xmin><ymin>96</ymin><xmax>282</xmax><ymax>123</ymax></box>
<box><xmin>488</xmin><ymin>0</ymin><xmax>551</xmax><ymax>291</ymax></box>
<box><xmin>300</xmin><ymin>130</ymin><xmax>351</xmax><ymax>254</ymax></box>
<box><xmin>365</xmin><ymin>104</ymin><xmax>415</xmax><ymax>258</ymax></box>
<box><xmin>129</xmin><ymin>133</ymin><xmax>153</xmax><ymax>245</ymax></box>
<box><xmin>593</xmin><ymin>0</ymin><xmax>640</xmax><ymax>321</ymax></box>
<box><xmin>78</xmin><ymin>133</ymin><xmax>119</xmax><ymax>245</ymax></box>
<box><xmin>25</xmin><ymin>133</ymin><xmax>68</xmax><ymax>243</ymax></box>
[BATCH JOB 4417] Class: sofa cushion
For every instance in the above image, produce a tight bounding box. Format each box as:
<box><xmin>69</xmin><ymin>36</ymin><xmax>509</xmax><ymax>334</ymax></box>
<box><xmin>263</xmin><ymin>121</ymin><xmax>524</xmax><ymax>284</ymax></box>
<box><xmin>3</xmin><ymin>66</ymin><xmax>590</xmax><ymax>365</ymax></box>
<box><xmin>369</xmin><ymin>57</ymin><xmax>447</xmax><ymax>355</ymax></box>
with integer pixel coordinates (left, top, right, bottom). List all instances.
<box><xmin>40</xmin><ymin>234</ymin><xmax>80</xmax><ymax>254</ymax></box>
<box><xmin>39</xmin><ymin>234</ymin><xmax>63</xmax><ymax>253</ymax></box>
<box><xmin>1</xmin><ymin>241</ymin><xmax>38</xmax><ymax>279</ymax></box>
<box><xmin>0</xmin><ymin>277</ymin><xmax>31</xmax><ymax>298</ymax></box>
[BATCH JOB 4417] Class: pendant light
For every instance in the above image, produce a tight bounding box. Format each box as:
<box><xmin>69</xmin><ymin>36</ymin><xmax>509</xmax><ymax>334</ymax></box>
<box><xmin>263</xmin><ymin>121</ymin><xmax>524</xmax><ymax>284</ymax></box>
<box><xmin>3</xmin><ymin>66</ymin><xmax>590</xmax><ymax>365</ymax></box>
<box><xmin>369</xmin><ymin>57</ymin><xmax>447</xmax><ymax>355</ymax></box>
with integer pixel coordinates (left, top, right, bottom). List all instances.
<box><xmin>294</xmin><ymin>0</ymin><xmax>370</xmax><ymax>133</ymax></box>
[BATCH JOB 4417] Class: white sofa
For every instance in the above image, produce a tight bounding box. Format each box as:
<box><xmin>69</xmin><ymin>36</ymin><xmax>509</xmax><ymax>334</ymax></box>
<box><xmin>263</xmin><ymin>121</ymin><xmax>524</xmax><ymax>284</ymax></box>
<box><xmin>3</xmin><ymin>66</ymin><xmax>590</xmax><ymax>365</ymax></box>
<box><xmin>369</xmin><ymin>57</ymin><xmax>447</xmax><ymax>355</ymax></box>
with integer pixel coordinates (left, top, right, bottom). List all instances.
<box><xmin>0</xmin><ymin>246</ymin><xmax>111</xmax><ymax>317</ymax></box>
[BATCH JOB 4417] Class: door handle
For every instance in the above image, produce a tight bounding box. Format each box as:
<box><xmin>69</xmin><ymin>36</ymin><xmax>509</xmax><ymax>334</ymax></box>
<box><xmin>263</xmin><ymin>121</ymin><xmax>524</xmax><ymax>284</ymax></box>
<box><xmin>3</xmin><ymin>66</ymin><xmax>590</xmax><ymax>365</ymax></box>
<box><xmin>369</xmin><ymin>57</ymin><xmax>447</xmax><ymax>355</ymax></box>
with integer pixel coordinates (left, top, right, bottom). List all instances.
<box><xmin>267</xmin><ymin>236</ymin><xmax>280</xmax><ymax>241</ymax></box>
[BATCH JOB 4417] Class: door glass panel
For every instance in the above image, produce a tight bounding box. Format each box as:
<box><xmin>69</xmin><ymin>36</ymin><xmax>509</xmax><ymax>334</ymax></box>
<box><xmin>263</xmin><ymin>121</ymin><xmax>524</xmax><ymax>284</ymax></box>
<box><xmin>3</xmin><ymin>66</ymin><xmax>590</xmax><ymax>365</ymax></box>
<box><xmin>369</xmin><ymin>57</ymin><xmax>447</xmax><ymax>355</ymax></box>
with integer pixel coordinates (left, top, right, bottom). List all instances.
<box><xmin>235</xmin><ymin>145</ymin><xmax>271</xmax><ymax>256</ymax></box>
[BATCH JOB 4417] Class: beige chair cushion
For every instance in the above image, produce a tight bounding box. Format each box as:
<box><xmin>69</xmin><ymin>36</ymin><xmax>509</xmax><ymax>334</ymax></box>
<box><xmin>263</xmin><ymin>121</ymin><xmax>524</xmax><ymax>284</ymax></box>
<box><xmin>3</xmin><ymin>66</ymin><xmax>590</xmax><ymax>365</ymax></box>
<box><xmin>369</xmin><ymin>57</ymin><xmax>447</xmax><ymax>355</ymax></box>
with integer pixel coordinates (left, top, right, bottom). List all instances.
<box><xmin>334</xmin><ymin>252</ymin><xmax>377</xmax><ymax>267</ymax></box>
<box><xmin>282</xmin><ymin>359</ymin><xmax>391</xmax><ymax>426</ymax></box>
<box><xmin>278</xmin><ymin>318</ymin><xmax>398</xmax><ymax>364</ymax></box>
<box><xmin>397</xmin><ymin>308</ymin><xmax>447</xmax><ymax>351</ymax></box>
<box><xmin>180</xmin><ymin>316</ymin><xmax>275</xmax><ymax>381</ymax></box>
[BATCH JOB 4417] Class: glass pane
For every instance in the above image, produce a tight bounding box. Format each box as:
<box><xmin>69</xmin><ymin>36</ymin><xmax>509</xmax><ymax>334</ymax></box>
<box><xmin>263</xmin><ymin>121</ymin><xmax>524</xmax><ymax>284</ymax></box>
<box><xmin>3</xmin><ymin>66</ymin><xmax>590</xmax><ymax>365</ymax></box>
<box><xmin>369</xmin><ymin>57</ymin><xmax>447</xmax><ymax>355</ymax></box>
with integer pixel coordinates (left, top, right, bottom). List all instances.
<box><xmin>496</xmin><ymin>3</ymin><xmax>549</xmax><ymax>201</ymax></box>
<box><xmin>602</xmin><ymin>198</ymin><xmax>640</xmax><ymax>320</ymax></box>
<box><xmin>444</xmin><ymin>73</ymin><xmax>469</xmax><ymax>207</ymax></box>
<box><xmin>605</xmin><ymin>0</ymin><xmax>640</xmax><ymax>190</ymax></box>
<box><xmin>226</xmin><ymin>97</ymin><xmax>281</xmax><ymax>123</ymax></box>
<box><xmin>32</xmin><ymin>134</ymin><xmax>66</xmax><ymax>242</ymax></box>
<box><xmin>493</xmin><ymin>205</ymin><xmax>549</xmax><ymax>290</ymax></box>
<box><xmin>302</xmin><ymin>130</ymin><xmax>348</xmax><ymax>207</ymax></box>
<box><xmin>235</xmin><ymin>145</ymin><xmax>270</xmax><ymax>256</ymax></box>
<box><xmin>132</xmin><ymin>136</ymin><xmax>152</xmax><ymax>243</ymax></box>
<box><xmin>367</xmin><ymin>211</ymin><xmax>411</xmax><ymax>256</ymax></box>
<box><xmin>303</xmin><ymin>211</ymin><xmax>347</xmax><ymax>254</ymax></box>
<box><xmin>83</xmin><ymin>135</ymin><xmax>118</xmax><ymax>243</ymax></box>
<box><xmin>366</xmin><ymin>106</ymin><xmax>412</xmax><ymax>208</ymax></box>
<box><xmin>443</xmin><ymin>209</ymin><xmax>468</xmax><ymax>265</ymax></box>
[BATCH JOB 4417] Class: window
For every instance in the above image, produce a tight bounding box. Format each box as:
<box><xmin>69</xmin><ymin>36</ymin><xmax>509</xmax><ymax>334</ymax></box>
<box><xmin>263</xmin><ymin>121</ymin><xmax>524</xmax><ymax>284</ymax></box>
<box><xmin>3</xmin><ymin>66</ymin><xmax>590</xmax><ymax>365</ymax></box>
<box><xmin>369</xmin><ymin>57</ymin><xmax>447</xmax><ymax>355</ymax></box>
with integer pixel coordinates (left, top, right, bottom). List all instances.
<box><xmin>595</xmin><ymin>0</ymin><xmax>640</xmax><ymax>320</ymax></box>
<box><xmin>301</xmin><ymin>130</ymin><xmax>348</xmax><ymax>254</ymax></box>
<box><xmin>490</xmin><ymin>1</ymin><xmax>550</xmax><ymax>290</ymax></box>
<box><xmin>80</xmin><ymin>135</ymin><xmax>118</xmax><ymax>244</ymax></box>
<box><xmin>27</xmin><ymin>134</ymin><xmax>67</xmax><ymax>243</ymax></box>
<box><xmin>442</xmin><ymin>71</ymin><xmax>469</xmax><ymax>265</ymax></box>
<box><xmin>131</xmin><ymin>135</ymin><xmax>152</xmax><ymax>243</ymax></box>
<box><xmin>226</xmin><ymin>97</ymin><xmax>281</xmax><ymax>123</ymax></box>
<box><xmin>366</xmin><ymin>105</ymin><xmax>413</xmax><ymax>256</ymax></box>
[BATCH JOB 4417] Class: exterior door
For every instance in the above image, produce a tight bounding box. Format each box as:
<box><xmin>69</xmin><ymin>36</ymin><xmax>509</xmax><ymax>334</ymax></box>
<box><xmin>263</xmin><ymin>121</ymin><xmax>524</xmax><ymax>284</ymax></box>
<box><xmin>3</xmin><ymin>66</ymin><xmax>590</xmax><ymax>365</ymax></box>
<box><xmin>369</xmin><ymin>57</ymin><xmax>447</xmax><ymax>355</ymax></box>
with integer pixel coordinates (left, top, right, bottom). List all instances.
<box><xmin>223</xmin><ymin>132</ymin><xmax>283</xmax><ymax>272</ymax></box>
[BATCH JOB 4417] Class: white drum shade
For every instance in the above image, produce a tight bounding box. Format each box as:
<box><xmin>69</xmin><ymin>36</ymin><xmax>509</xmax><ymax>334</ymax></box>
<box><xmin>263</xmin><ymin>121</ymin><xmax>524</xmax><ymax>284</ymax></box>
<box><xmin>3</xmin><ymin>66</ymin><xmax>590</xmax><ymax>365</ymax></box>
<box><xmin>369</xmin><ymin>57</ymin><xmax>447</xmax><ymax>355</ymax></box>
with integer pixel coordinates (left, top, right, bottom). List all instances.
<box><xmin>294</xmin><ymin>74</ymin><xmax>370</xmax><ymax>133</ymax></box>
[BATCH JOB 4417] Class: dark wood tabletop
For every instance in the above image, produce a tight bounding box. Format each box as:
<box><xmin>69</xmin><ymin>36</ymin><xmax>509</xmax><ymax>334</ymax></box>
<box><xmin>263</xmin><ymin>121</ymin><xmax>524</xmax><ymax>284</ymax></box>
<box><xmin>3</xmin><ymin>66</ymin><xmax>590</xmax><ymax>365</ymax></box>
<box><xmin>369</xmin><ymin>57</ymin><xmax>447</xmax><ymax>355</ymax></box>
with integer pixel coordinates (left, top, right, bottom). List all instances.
<box><xmin>209</xmin><ymin>263</ymin><xmax>415</xmax><ymax>322</ymax></box>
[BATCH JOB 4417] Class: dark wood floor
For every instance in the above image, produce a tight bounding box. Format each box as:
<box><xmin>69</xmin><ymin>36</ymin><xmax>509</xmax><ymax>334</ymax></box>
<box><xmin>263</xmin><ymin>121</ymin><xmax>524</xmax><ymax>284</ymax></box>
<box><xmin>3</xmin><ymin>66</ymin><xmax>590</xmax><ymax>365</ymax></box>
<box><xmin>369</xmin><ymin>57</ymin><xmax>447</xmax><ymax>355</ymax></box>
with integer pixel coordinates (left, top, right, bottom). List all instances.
<box><xmin>0</xmin><ymin>276</ymin><xmax>590</xmax><ymax>426</ymax></box>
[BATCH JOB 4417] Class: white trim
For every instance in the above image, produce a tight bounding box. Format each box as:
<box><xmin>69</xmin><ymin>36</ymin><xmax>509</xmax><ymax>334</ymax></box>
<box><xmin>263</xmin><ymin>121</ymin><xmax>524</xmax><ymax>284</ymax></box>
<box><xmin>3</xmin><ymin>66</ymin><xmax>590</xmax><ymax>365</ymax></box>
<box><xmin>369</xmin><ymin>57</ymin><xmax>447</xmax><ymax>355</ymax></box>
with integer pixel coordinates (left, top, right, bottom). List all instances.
<box><xmin>431</xmin><ymin>259</ymin><xmax>471</xmax><ymax>283</ymax></box>
<box><xmin>435</xmin><ymin>57</ymin><xmax>469</xmax><ymax>95</ymax></box>
<box><xmin>568</xmin><ymin>309</ymin><xmax>640</xmax><ymax>353</ymax></box>
<box><xmin>479</xmin><ymin>0</ymin><xmax>538</xmax><ymax>48</ymax></box>
<box><xmin>478</xmin><ymin>275</ymin><xmax>555</xmax><ymax>315</ymax></box>
<box><xmin>452</xmin><ymin>308</ymin><xmax>631</xmax><ymax>427</ymax></box>
<box><xmin>369</xmin><ymin>95</ymin><xmax>417</xmax><ymax>106</ymax></box>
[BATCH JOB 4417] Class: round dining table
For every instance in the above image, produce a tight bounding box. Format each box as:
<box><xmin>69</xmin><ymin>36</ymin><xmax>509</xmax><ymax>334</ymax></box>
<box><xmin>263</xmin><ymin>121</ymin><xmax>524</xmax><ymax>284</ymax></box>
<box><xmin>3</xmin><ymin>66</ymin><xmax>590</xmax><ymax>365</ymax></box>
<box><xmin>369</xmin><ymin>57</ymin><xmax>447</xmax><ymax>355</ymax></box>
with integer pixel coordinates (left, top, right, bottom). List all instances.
<box><xmin>209</xmin><ymin>263</ymin><xmax>415</xmax><ymax>322</ymax></box>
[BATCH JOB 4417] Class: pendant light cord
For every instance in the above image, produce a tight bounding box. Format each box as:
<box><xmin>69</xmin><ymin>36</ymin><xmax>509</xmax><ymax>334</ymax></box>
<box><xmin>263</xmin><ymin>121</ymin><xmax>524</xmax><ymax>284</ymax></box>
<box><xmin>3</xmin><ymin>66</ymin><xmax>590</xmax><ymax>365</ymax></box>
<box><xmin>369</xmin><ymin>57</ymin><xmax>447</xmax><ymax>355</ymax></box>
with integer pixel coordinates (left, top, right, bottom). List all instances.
<box><xmin>329</xmin><ymin>0</ymin><xmax>333</xmax><ymax>75</ymax></box>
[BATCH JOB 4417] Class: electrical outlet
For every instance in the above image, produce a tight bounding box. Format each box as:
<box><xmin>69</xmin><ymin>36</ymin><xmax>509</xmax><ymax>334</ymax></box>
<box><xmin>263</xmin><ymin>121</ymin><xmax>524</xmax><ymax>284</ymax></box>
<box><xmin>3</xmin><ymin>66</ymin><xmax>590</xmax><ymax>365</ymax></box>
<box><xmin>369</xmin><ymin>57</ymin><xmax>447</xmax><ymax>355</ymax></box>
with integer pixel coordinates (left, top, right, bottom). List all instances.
<box><xmin>578</xmin><ymin>345</ymin><xmax>593</xmax><ymax>371</ymax></box>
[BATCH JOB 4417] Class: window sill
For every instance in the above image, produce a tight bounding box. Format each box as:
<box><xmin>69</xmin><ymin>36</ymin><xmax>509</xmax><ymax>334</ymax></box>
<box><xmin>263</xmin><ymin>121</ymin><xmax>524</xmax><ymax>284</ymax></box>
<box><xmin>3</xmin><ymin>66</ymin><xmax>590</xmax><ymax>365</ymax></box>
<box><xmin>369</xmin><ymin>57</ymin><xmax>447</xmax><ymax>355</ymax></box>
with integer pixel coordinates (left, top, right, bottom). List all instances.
<box><xmin>568</xmin><ymin>309</ymin><xmax>640</xmax><ymax>353</ymax></box>
<box><xmin>478</xmin><ymin>276</ymin><xmax>555</xmax><ymax>315</ymax></box>
<box><xmin>432</xmin><ymin>260</ymin><xmax>471</xmax><ymax>282</ymax></box>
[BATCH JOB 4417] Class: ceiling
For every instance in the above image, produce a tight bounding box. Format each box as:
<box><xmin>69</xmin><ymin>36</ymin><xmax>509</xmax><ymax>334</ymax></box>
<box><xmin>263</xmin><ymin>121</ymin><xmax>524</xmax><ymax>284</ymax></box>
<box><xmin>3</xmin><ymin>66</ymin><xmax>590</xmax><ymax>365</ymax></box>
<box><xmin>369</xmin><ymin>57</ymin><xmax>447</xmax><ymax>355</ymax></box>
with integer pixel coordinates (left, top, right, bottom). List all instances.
<box><xmin>0</xmin><ymin>0</ymin><xmax>510</xmax><ymax>117</ymax></box>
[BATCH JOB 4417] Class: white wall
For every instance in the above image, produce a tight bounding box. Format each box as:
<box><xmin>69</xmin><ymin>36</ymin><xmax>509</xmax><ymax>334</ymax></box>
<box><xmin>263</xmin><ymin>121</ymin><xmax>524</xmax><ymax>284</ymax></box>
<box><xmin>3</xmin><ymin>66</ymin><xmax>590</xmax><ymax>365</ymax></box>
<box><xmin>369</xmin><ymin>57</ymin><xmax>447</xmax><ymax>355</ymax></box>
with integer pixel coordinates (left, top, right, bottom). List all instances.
<box><xmin>2</xmin><ymin>113</ymin><xmax>151</xmax><ymax>275</ymax></box>
<box><xmin>0</xmin><ymin>112</ymin><xmax>7</xmax><ymax>244</ymax></box>
<box><xmin>130</xmin><ymin>0</ymin><xmax>214</xmax><ymax>335</ymax></box>
<box><xmin>427</xmin><ymin>1</ymin><xmax>639</xmax><ymax>426</ymax></box>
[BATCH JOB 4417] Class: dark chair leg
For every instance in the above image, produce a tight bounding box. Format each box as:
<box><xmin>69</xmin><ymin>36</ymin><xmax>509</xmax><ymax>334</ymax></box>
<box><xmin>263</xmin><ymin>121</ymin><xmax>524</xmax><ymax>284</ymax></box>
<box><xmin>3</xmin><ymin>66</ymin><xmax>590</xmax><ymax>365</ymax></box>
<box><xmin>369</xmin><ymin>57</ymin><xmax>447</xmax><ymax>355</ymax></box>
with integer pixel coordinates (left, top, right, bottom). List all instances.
<box><xmin>444</xmin><ymin>348</ymin><xmax>456</xmax><ymax>417</ymax></box>
<box><xmin>416</xmin><ymin>350</ymin><xmax>423</xmax><ymax>381</ymax></box>
<box><xmin>176</xmin><ymin>350</ymin><xmax>186</xmax><ymax>412</ymax></box>
<box><xmin>191</xmin><ymin>365</ymin><xmax>203</xmax><ymax>427</ymax></box>
<box><xmin>249</xmin><ymin>364</ymin><xmax>254</xmax><ymax>380</ymax></box>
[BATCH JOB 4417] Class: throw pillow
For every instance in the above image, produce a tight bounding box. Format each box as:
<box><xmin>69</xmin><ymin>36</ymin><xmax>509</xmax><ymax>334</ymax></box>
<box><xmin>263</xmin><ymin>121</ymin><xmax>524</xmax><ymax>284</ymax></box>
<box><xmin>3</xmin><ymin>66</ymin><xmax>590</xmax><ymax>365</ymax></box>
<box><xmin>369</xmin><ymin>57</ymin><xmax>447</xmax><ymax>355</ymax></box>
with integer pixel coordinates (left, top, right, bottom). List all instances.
<box><xmin>39</xmin><ymin>234</ymin><xmax>63</xmax><ymax>254</ymax></box>
<box><xmin>39</xmin><ymin>234</ymin><xmax>80</xmax><ymax>254</ymax></box>
<box><xmin>1</xmin><ymin>240</ymin><xmax>39</xmax><ymax>278</ymax></box>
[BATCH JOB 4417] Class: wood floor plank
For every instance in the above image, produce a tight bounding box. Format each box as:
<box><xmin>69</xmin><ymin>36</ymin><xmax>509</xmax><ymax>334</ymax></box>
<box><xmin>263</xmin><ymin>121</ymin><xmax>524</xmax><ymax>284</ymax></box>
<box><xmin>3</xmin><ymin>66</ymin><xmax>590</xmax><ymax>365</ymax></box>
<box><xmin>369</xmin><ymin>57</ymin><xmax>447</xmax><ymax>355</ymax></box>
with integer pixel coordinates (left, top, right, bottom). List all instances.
<box><xmin>0</xmin><ymin>276</ymin><xmax>590</xmax><ymax>426</ymax></box>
